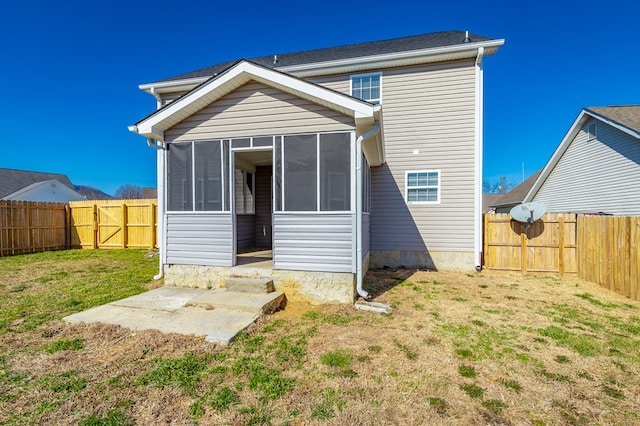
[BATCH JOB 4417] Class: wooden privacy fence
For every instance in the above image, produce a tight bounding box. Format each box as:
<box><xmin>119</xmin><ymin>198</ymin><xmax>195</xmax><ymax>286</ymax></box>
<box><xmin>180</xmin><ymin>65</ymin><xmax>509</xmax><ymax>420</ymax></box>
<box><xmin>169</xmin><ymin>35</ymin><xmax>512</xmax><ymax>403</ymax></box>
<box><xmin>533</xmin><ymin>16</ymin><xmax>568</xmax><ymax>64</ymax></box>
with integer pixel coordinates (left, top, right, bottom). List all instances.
<box><xmin>68</xmin><ymin>199</ymin><xmax>157</xmax><ymax>249</ymax></box>
<box><xmin>484</xmin><ymin>213</ymin><xmax>578</xmax><ymax>276</ymax></box>
<box><xmin>0</xmin><ymin>200</ymin><xmax>68</xmax><ymax>256</ymax></box>
<box><xmin>0</xmin><ymin>199</ymin><xmax>157</xmax><ymax>256</ymax></box>
<box><xmin>577</xmin><ymin>215</ymin><xmax>639</xmax><ymax>300</ymax></box>
<box><xmin>485</xmin><ymin>213</ymin><xmax>640</xmax><ymax>301</ymax></box>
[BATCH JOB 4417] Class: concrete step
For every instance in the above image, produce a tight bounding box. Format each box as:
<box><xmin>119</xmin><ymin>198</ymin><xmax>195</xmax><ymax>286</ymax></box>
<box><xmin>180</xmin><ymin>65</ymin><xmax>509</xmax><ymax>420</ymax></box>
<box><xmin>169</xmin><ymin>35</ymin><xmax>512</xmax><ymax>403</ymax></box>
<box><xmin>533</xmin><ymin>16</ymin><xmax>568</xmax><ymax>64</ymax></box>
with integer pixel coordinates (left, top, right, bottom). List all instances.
<box><xmin>187</xmin><ymin>289</ymin><xmax>285</xmax><ymax>314</ymax></box>
<box><xmin>225</xmin><ymin>277</ymin><xmax>275</xmax><ymax>294</ymax></box>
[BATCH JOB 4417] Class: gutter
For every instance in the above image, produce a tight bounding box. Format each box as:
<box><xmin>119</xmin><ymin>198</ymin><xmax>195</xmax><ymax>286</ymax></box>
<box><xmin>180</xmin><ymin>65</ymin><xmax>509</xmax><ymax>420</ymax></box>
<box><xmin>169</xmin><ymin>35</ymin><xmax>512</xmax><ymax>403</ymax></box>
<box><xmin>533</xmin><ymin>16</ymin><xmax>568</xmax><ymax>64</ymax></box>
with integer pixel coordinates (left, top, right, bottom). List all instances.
<box><xmin>356</xmin><ymin>122</ymin><xmax>381</xmax><ymax>299</ymax></box>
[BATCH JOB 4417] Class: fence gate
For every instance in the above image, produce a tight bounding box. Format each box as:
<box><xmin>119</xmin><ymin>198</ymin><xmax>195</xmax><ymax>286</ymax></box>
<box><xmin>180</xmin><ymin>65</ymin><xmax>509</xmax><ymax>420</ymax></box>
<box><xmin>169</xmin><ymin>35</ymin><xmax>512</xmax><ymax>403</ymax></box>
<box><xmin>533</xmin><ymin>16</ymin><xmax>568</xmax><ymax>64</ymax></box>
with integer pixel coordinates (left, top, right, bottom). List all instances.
<box><xmin>69</xmin><ymin>200</ymin><xmax>157</xmax><ymax>250</ymax></box>
<box><xmin>484</xmin><ymin>213</ymin><xmax>577</xmax><ymax>276</ymax></box>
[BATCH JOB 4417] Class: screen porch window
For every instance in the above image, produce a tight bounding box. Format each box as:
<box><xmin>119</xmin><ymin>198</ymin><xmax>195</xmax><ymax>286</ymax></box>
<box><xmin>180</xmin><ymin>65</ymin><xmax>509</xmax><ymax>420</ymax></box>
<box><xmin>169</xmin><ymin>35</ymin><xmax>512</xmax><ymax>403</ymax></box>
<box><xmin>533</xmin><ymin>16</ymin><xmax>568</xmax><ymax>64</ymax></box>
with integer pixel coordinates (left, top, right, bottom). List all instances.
<box><xmin>351</xmin><ymin>73</ymin><xmax>381</xmax><ymax>104</ymax></box>
<box><xmin>166</xmin><ymin>140</ymin><xmax>228</xmax><ymax>211</ymax></box>
<box><xmin>405</xmin><ymin>170</ymin><xmax>440</xmax><ymax>204</ymax></box>
<box><xmin>276</xmin><ymin>131</ymin><xmax>352</xmax><ymax>212</ymax></box>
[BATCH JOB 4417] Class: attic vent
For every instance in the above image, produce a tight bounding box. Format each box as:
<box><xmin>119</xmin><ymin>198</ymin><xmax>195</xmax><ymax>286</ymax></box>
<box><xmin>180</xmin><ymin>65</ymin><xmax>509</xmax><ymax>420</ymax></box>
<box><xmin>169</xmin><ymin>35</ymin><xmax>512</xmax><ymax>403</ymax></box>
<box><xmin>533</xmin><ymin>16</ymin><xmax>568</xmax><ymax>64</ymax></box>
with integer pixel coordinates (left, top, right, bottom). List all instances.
<box><xmin>273</xmin><ymin>54</ymin><xmax>278</xmax><ymax>64</ymax></box>
<box><xmin>463</xmin><ymin>31</ymin><xmax>471</xmax><ymax>43</ymax></box>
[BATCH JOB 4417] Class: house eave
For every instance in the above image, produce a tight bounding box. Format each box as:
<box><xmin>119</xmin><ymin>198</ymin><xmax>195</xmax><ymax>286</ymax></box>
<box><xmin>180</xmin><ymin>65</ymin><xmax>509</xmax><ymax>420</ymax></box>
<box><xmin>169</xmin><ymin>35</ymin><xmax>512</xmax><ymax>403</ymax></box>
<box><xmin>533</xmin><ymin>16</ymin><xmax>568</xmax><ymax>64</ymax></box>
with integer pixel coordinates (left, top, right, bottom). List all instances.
<box><xmin>140</xmin><ymin>39</ymin><xmax>504</xmax><ymax>95</ymax></box>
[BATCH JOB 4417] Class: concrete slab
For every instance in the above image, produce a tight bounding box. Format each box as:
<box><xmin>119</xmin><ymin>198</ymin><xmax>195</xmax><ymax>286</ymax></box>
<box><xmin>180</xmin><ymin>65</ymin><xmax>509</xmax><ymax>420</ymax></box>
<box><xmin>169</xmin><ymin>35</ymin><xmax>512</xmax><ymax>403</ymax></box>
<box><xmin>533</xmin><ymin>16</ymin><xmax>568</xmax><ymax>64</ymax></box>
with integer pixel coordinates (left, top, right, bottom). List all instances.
<box><xmin>190</xmin><ymin>289</ymin><xmax>285</xmax><ymax>314</ymax></box>
<box><xmin>63</xmin><ymin>286</ymin><xmax>281</xmax><ymax>345</ymax></box>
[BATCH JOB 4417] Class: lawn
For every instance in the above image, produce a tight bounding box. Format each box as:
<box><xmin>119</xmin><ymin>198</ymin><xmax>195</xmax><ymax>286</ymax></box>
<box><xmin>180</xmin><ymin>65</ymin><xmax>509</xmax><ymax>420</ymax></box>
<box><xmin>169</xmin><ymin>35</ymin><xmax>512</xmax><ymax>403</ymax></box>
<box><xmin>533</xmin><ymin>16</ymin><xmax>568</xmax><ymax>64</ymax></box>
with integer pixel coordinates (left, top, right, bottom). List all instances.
<box><xmin>1</xmin><ymin>250</ymin><xmax>639</xmax><ymax>425</ymax></box>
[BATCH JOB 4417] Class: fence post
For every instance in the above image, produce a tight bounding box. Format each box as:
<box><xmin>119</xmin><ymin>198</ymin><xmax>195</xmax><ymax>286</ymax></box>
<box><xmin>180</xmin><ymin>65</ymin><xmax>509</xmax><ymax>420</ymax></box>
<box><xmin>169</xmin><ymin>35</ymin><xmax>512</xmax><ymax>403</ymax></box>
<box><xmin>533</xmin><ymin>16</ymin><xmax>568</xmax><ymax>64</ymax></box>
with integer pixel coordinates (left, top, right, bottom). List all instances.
<box><xmin>558</xmin><ymin>215</ymin><xmax>565</xmax><ymax>277</ymax></box>
<box><xmin>520</xmin><ymin>230</ymin><xmax>527</xmax><ymax>274</ymax></box>
<box><xmin>150</xmin><ymin>201</ymin><xmax>156</xmax><ymax>250</ymax></box>
<box><xmin>122</xmin><ymin>203</ymin><xmax>128</xmax><ymax>249</ymax></box>
<box><xmin>92</xmin><ymin>203</ymin><xmax>98</xmax><ymax>249</ymax></box>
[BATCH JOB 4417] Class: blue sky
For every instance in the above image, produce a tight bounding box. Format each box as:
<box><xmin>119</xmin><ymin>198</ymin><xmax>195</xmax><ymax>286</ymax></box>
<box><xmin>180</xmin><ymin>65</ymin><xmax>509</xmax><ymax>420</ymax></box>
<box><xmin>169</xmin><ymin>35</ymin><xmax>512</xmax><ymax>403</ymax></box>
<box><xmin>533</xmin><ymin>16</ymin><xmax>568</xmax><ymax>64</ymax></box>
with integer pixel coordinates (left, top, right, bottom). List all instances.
<box><xmin>1</xmin><ymin>0</ymin><xmax>638</xmax><ymax>195</ymax></box>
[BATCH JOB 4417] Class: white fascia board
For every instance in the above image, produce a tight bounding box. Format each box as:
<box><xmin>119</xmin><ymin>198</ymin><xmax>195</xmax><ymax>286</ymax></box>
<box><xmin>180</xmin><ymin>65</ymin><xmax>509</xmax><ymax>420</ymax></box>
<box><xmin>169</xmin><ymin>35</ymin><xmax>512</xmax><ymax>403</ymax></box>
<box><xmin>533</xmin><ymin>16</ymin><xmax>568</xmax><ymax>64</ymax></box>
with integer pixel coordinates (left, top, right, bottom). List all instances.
<box><xmin>523</xmin><ymin>110</ymin><xmax>590</xmax><ymax>202</ymax></box>
<box><xmin>278</xmin><ymin>39</ymin><xmax>505</xmax><ymax>77</ymax></box>
<box><xmin>134</xmin><ymin>61</ymin><xmax>376</xmax><ymax>140</ymax></box>
<box><xmin>139</xmin><ymin>77</ymin><xmax>208</xmax><ymax>95</ymax></box>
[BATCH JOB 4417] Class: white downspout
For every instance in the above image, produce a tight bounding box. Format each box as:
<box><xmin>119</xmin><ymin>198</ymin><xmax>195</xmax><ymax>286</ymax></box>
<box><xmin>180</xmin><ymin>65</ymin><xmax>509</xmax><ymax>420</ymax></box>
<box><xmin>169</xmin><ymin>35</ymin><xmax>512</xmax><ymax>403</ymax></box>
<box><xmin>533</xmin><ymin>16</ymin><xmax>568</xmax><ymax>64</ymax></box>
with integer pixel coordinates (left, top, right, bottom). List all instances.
<box><xmin>474</xmin><ymin>47</ymin><xmax>484</xmax><ymax>271</ymax></box>
<box><xmin>356</xmin><ymin>122</ymin><xmax>381</xmax><ymax>299</ymax></box>
<box><xmin>150</xmin><ymin>88</ymin><xmax>165</xmax><ymax>280</ymax></box>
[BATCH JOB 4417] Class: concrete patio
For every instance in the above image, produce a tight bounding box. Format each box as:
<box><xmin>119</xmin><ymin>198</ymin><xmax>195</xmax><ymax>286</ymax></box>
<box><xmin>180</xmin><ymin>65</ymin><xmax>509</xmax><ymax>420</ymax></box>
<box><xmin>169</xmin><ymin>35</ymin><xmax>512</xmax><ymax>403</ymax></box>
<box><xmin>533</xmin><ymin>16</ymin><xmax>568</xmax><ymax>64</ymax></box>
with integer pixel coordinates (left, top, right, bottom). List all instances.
<box><xmin>63</xmin><ymin>286</ymin><xmax>285</xmax><ymax>344</ymax></box>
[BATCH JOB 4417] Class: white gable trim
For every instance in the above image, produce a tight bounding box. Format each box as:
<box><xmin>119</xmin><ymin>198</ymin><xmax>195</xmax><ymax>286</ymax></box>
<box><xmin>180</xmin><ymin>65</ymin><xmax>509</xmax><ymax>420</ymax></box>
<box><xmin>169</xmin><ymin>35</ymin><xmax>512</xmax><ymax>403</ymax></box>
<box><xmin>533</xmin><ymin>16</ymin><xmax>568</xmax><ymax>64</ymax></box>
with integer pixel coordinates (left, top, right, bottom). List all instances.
<box><xmin>130</xmin><ymin>61</ymin><xmax>379</xmax><ymax>141</ymax></box>
<box><xmin>523</xmin><ymin>108</ymin><xmax>640</xmax><ymax>202</ymax></box>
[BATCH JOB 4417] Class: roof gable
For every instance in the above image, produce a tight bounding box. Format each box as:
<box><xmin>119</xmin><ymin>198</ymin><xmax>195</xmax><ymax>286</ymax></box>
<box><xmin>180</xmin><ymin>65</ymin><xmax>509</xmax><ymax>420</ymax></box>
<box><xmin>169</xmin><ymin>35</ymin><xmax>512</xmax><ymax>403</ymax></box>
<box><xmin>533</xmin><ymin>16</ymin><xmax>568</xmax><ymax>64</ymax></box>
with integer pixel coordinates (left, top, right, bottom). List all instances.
<box><xmin>130</xmin><ymin>60</ymin><xmax>380</xmax><ymax>142</ymax></box>
<box><xmin>524</xmin><ymin>106</ymin><xmax>640</xmax><ymax>202</ymax></box>
<box><xmin>0</xmin><ymin>168</ymin><xmax>74</xmax><ymax>199</ymax></box>
<box><xmin>4</xmin><ymin>179</ymin><xmax>85</xmax><ymax>202</ymax></box>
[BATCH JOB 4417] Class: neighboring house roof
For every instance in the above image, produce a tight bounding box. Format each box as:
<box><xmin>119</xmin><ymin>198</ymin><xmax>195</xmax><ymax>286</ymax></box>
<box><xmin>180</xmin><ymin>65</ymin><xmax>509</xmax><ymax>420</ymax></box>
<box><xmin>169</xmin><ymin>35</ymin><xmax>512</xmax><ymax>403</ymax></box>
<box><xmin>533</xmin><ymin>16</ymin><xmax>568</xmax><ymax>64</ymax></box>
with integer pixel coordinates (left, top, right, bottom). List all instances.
<box><xmin>482</xmin><ymin>194</ymin><xmax>502</xmax><ymax>214</ymax></box>
<box><xmin>0</xmin><ymin>168</ymin><xmax>75</xmax><ymax>199</ymax></box>
<box><xmin>524</xmin><ymin>106</ymin><xmax>640</xmax><ymax>202</ymax></box>
<box><xmin>130</xmin><ymin>60</ymin><xmax>385</xmax><ymax>166</ymax></box>
<box><xmin>492</xmin><ymin>170</ymin><xmax>543</xmax><ymax>209</ymax></box>
<box><xmin>142</xmin><ymin>187</ymin><xmax>157</xmax><ymax>199</ymax></box>
<box><xmin>74</xmin><ymin>185</ymin><xmax>114</xmax><ymax>200</ymax></box>
<box><xmin>4</xmin><ymin>179</ymin><xmax>86</xmax><ymax>202</ymax></box>
<box><xmin>140</xmin><ymin>30</ymin><xmax>504</xmax><ymax>95</ymax></box>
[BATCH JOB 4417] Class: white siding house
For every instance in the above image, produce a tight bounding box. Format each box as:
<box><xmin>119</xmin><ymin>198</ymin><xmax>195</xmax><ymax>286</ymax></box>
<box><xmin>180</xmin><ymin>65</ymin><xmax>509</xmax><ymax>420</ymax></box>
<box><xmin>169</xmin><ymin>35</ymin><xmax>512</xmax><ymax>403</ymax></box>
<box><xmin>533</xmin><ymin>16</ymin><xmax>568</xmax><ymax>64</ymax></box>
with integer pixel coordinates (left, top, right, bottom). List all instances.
<box><xmin>524</xmin><ymin>106</ymin><xmax>640</xmax><ymax>215</ymax></box>
<box><xmin>129</xmin><ymin>31</ymin><xmax>504</xmax><ymax>303</ymax></box>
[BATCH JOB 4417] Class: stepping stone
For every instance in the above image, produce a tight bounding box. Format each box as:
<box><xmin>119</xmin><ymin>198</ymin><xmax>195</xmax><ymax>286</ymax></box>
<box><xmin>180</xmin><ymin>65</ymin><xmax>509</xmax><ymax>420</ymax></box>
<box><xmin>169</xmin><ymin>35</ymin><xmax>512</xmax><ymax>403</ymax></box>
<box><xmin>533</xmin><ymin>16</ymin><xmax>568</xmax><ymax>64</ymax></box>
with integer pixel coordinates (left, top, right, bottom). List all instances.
<box><xmin>225</xmin><ymin>277</ymin><xmax>275</xmax><ymax>293</ymax></box>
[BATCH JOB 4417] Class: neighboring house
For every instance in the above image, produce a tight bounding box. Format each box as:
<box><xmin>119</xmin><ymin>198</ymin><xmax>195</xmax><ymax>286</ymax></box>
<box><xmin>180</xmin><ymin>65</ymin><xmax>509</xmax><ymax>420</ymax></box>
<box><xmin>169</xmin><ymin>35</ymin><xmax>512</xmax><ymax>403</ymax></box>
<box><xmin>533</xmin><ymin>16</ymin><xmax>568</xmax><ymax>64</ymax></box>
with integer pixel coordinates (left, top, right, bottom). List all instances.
<box><xmin>141</xmin><ymin>187</ymin><xmax>158</xmax><ymax>199</ymax></box>
<box><xmin>482</xmin><ymin>194</ymin><xmax>503</xmax><ymax>214</ymax></box>
<box><xmin>489</xmin><ymin>170</ymin><xmax>542</xmax><ymax>213</ymax></box>
<box><xmin>0</xmin><ymin>168</ymin><xmax>85</xmax><ymax>202</ymax></box>
<box><xmin>75</xmin><ymin>185</ymin><xmax>114</xmax><ymax>200</ymax></box>
<box><xmin>129</xmin><ymin>30</ymin><xmax>504</xmax><ymax>303</ymax></box>
<box><xmin>524</xmin><ymin>106</ymin><xmax>640</xmax><ymax>215</ymax></box>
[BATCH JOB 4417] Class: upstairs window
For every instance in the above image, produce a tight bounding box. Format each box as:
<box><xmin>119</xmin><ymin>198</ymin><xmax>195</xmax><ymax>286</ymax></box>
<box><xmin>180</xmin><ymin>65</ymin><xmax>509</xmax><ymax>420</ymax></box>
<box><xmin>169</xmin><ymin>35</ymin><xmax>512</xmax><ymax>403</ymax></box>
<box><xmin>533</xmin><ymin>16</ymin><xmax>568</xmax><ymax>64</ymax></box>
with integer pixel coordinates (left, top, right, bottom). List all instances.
<box><xmin>351</xmin><ymin>73</ymin><xmax>381</xmax><ymax>104</ymax></box>
<box><xmin>405</xmin><ymin>170</ymin><xmax>440</xmax><ymax>204</ymax></box>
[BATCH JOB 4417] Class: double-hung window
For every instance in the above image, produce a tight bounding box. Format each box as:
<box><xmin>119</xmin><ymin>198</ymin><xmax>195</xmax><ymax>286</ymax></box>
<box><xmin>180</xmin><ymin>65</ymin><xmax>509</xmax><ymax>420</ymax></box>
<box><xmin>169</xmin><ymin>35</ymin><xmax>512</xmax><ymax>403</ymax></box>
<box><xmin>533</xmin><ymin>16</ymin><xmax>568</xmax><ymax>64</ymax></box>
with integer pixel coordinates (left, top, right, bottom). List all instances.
<box><xmin>351</xmin><ymin>72</ymin><xmax>381</xmax><ymax>104</ymax></box>
<box><xmin>405</xmin><ymin>170</ymin><xmax>440</xmax><ymax>204</ymax></box>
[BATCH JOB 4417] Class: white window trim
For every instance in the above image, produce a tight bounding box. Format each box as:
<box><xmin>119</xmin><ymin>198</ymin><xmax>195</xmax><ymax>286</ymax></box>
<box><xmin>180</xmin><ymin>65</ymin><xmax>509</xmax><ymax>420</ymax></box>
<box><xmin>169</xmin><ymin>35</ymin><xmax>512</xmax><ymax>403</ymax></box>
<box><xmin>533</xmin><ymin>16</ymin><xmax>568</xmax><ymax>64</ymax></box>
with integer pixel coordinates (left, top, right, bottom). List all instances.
<box><xmin>405</xmin><ymin>170</ymin><xmax>441</xmax><ymax>205</ymax></box>
<box><xmin>350</xmin><ymin>72</ymin><xmax>382</xmax><ymax>104</ymax></box>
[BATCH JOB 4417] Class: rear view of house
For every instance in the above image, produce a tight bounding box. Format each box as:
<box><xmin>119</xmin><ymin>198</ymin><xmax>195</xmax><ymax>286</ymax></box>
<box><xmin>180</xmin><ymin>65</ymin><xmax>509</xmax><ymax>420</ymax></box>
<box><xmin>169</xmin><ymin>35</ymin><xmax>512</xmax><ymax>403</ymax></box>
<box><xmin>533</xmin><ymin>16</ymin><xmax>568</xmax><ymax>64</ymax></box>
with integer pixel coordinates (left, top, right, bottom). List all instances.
<box><xmin>129</xmin><ymin>30</ymin><xmax>504</xmax><ymax>303</ymax></box>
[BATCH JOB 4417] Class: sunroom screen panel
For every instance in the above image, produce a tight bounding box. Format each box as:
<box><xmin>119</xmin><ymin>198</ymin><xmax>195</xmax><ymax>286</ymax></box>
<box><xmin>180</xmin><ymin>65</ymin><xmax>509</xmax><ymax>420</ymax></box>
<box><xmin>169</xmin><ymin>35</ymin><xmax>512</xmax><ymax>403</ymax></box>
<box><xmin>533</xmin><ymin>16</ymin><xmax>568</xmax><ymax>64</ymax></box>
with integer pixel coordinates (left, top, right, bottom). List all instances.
<box><xmin>167</xmin><ymin>143</ymin><xmax>192</xmax><ymax>211</ymax></box>
<box><xmin>283</xmin><ymin>134</ymin><xmax>317</xmax><ymax>211</ymax></box>
<box><xmin>320</xmin><ymin>132</ymin><xmax>351</xmax><ymax>211</ymax></box>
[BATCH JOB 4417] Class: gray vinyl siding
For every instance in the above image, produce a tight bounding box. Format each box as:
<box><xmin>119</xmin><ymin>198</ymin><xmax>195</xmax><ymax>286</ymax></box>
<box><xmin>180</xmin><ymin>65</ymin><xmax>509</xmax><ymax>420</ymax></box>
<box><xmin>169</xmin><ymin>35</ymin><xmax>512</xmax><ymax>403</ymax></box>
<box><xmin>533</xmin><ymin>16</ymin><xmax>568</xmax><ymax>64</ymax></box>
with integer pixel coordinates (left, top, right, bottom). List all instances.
<box><xmin>373</xmin><ymin>61</ymin><xmax>476</xmax><ymax>252</ymax></box>
<box><xmin>533</xmin><ymin>118</ymin><xmax>640</xmax><ymax>215</ymax></box>
<box><xmin>165</xmin><ymin>213</ymin><xmax>233</xmax><ymax>266</ymax></box>
<box><xmin>362</xmin><ymin>212</ymin><xmax>370</xmax><ymax>259</ymax></box>
<box><xmin>165</xmin><ymin>81</ymin><xmax>354</xmax><ymax>141</ymax></box>
<box><xmin>310</xmin><ymin>61</ymin><xmax>477</xmax><ymax>253</ymax></box>
<box><xmin>273</xmin><ymin>213</ymin><xmax>354</xmax><ymax>273</ymax></box>
<box><xmin>236</xmin><ymin>215</ymin><xmax>256</xmax><ymax>250</ymax></box>
<box><xmin>255</xmin><ymin>165</ymin><xmax>272</xmax><ymax>247</ymax></box>
<box><xmin>160</xmin><ymin>91</ymin><xmax>186</xmax><ymax>106</ymax></box>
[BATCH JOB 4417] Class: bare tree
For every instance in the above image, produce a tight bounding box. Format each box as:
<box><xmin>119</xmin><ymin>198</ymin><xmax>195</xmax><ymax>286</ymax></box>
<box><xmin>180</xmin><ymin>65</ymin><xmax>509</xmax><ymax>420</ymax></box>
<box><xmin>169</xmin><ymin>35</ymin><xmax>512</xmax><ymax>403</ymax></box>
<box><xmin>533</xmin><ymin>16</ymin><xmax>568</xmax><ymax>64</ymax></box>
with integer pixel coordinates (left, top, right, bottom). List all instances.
<box><xmin>483</xmin><ymin>177</ymin><xmax>516</xmax><ymax>194</ymax></box>
<box><xmin>115</xmin><ymin>184</ymin><xmax>143</xmax><ymax>199</ymax></box>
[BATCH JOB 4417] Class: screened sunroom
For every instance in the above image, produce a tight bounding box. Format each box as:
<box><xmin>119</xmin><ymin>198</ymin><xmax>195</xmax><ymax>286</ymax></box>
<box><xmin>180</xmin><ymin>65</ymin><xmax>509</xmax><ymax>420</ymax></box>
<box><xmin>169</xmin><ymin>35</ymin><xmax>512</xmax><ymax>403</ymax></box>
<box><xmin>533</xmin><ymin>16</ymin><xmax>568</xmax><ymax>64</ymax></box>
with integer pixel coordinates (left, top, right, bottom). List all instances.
<box><xmin>130</xmin><ymin>61</ymin><xmax>383</xmax><ymax>299</ymax></box>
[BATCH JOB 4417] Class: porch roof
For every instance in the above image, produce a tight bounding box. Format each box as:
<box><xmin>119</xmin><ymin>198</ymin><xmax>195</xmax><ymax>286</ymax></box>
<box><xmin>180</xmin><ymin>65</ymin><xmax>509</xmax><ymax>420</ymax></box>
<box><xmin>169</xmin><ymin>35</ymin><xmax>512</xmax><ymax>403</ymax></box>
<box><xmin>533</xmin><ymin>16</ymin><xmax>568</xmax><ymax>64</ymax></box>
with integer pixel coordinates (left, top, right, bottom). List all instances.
<box><xmin>130</xmin><ymin>60</ymin><xmax>384</xmax><ymax>165</ymax></box>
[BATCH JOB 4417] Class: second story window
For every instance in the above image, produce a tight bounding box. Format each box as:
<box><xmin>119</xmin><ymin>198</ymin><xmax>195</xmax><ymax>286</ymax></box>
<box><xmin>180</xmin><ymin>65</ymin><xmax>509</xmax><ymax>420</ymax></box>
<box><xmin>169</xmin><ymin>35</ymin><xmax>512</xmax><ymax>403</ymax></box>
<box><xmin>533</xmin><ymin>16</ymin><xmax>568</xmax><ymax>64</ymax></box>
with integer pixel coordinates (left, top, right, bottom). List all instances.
<box><xmin>351</xmin><ymin>72</ymin><xmax>381</xmax><ymax>104</ymax></box>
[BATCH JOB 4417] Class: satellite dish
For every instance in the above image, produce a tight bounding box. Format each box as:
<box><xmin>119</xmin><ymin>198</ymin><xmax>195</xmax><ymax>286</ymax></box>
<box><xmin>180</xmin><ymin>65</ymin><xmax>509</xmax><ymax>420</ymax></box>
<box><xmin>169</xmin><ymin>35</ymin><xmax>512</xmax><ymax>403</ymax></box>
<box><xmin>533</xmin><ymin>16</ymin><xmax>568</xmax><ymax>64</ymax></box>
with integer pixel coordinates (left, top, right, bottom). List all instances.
<box><xmin>510</xmin><ymin>202</ymin><xmax>546</xmax><ymax>223</ymax></box>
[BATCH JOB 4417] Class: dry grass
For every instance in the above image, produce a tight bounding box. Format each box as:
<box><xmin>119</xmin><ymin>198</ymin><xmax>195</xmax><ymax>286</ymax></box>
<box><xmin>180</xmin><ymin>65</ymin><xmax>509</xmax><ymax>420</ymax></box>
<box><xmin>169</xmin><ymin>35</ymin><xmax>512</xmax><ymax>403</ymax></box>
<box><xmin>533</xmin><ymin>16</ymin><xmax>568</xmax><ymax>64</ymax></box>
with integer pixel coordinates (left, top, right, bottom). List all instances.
<box><xmin>1</xmin><ymin>251</ymin><xmax>640</xmax><ymax>425</ymax></box>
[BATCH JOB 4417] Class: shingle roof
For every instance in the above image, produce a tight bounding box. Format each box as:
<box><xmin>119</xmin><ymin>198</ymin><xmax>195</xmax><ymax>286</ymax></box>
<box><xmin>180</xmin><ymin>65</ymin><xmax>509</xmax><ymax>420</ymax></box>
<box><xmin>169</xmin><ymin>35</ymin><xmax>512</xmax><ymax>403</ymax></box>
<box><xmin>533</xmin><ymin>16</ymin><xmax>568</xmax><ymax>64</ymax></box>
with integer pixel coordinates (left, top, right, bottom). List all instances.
<box><xmin>158</xmin><ymin>30</ymin><xmax>493</xmax><ymax>83</ymax></box>
<box><xmin>491</xmin><ymin>170</ymin><xmax>543</xmax><ymax>208</ymax></box>
<box><xmin>585</xmin><ymin>105</ymin><xmax>640</xmax><ymax>135</ymax></box>
<box><xmin>0</xmin><ymin>168</ymin><xmax>74</xmax><ymax>199</ymax></box>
